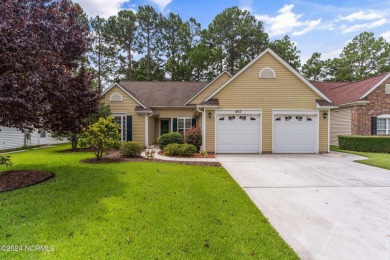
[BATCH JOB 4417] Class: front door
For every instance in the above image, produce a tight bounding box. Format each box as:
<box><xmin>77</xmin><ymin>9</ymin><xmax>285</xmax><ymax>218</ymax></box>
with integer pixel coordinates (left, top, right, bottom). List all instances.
<box><xmin>160</xmin><ymin>119</ymin><xmax>170</xmax><ymax>135</ymax></box>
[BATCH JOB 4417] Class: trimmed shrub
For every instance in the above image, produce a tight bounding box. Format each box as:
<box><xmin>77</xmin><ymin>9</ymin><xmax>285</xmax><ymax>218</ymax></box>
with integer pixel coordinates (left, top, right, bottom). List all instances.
<box><xmin>184</xmin><ymin>127</ymin><xmax>202</xmax><ymax>152</ymax></box>
<box><xmin>164</xmin><ymin>143</ymin><xmax>181</xmax><ymax>156</ymax></box>
<box><xmin>158</xmin><ymin>132</ymin><xmax>183</xmax><ymax>149</ymax></box>
<box><xmin>120</xmin><ymin>141</ymin><xmax>144</xmax><ymax>157</ymax></box>
<box><xmin>178</xmin><ymin>144</ymin><xmax>197</xmax><ymax>156</ymax></box>
<box><xmin>164</xmin><ymin>143</ymin><xmax>197</xmax><ymax>156</ymax></box>
<box><xmin>338</xmin><ymin>135</ymin><xmax>390</xmax><ymax>153</ymax></box>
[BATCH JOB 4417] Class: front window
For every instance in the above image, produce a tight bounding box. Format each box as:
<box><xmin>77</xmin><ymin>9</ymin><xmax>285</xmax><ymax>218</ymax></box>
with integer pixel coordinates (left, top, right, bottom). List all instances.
<box><xmin>113</xmin><ymin>114</ymin><xmax>127</xmax><ymax>141</ymax></box>
<box><xmin>177</xmin><ymin>118</ymin><xmax>192</xmax><ymax>135</ymax></box>
<box><xmin>377</xmin><ymin>118</ymin><xmax>390</xmax><ymax>135</ymax></box>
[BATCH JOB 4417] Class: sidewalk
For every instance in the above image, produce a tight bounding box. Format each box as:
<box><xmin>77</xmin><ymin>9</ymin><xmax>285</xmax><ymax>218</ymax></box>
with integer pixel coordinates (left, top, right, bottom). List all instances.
<box><xmin>141</xmin><ymin>148</ymin><xmax>218</xmax><ymax>162</ymax></box>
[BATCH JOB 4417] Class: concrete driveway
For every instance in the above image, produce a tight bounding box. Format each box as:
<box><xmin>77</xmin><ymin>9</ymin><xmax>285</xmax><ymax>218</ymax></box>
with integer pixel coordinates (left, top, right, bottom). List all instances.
<box><xmin>217</xmin><ymin>153</ymin><xmax>390</xmax><ymax>260</ymax></box>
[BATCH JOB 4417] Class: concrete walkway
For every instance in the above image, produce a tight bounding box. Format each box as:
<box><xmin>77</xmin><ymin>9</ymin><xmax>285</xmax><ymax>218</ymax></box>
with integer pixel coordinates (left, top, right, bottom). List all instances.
<box><xmin>1</xmin><ymin>145</ymin><xmax>54</xmax><ymax>155</ymax></box>
<box><xmin>141</xmin><ymin>148</ymin><xmax>218</xmax><ymax>162</ymax></box>
<box><xmin>217</xmin><ymin>152</ymin><xmax>390</xmax><ymax>260</ymax></box>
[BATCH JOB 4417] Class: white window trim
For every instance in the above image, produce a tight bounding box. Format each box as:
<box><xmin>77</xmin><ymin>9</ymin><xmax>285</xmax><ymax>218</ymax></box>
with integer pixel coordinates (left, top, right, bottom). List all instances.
<box><xmin>177</xmin><ymin>117</ymin><xmax>193</xmax><ymax>135</ymax></box>
<box><xmin>377</xmin><ymin>116</ymin><xmax>390</xmax><ymax>135</ymax></box>
<box><xmin>109</xmin><ymin>93</ymin><xmax>123</xmax><ymax>102</ymax></box>
<box><xmin>112</xmin><ymin>113</ymin><xmax>127</xmax><ymax>141</ymax></box>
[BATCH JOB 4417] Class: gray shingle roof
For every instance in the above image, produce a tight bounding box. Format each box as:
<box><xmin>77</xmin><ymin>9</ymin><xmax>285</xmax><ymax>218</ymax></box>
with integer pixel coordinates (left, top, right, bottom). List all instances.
<box><xmin>119</xmin><ymin>81</ymin><xmax>209</xmax><ymax>107</ymax></box>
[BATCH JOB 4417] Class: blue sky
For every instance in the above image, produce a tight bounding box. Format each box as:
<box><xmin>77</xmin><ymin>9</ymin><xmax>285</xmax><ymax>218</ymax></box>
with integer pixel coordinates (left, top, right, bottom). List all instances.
<box><xmin>75</xmin><ymin>0</ymin><xmax>390</xmax><ymax>62</ymax></box>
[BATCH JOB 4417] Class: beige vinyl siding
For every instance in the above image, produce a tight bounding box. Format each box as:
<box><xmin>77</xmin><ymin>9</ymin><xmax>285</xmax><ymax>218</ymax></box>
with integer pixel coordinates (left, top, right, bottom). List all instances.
<box><xmin>154</xmin><ymin>109</ymin><xmax>195</xmax><ymax>118</ymax></box>
<box><xmin>189</xmin><ymin>72</ymin><xmax>231</xmax><ymax>104</ymax></box>
<box><xmin>103</xmin><ymin>86</ymin><xmax>145</xmax><ymax>145</ymax></box>
<box><xmin>208</xmin><ymin>52</ymin><xmax>328</xmax><ymax>153</ymax></box>
<box><xmin>205</xmin><ymin>110</ymin><xmax>215</xmax><ymax>152</ymax></box>
<box><xmin>330</xmin><ymin>107</ymin><xmax>352</xmax><ymax>146</ymax></box>
<box><xmin>319</xmin><ymin>110</ymin><xmax>329</xmax><ymax>152</ymax></box>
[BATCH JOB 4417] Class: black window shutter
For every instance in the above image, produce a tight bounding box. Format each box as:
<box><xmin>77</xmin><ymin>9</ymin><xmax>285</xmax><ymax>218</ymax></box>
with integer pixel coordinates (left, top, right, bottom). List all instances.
<box><xmin>192</xmin><ymin>118</ymin><xmax>196</xmax><ymax>127</ymax></box>
<box><xmin>371</xmin><ymin>117</ymin><xmax>377</xmax><ymax>135</ymax></box>
<box><xmin>173</xmin><ymin>118</ymin><xmax>177</xmax><ymax>132</ymax></box>
<box><xmin>127</xmin><ymin>116</ymin><xmax>132</xmax><ymax>141</ymax></box>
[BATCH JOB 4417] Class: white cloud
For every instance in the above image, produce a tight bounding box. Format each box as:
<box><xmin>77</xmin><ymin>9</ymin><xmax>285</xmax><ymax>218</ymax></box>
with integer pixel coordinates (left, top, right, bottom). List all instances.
<box><xmin>74</xmin><ymin>0</ymin><xmax>130</xmax><ymax>18</ymax></box>
<box><xmin>381</xmin><ymin>31</ymin><xmax>390</xmax><ymax>42</ymax></box>
<box><xmin>340</xmin><ymin>18</ymin><xmax>387</xmax><ymax>33</ymax></box>
<box><xmin>149</xmin><ymin>0</ymin><xmax>172</xmax><ymax>11</ymax></box>
<box><xmin>239</xmin><ymin>0</ymin><xmax>253</xmax><ymax>12</ymax></box>
<box><xmin>256</xmin><ymin>4</ymin><xmax>322</xmax><ymax>37</ymax></box>
<box><xmin>339</xmin><ymin>10</ymin><xmax>383</xmax><ymax>22</ymax></box>
<box><xmin>321</xmin><ymin>48</ymin><xmax>342</xmax><ymax>60</ymax></box>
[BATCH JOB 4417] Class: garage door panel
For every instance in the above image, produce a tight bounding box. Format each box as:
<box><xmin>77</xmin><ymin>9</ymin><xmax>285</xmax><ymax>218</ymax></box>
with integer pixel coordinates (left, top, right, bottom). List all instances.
<box><xmin>274</xmin><ymin>115</ymin><xmax>317</xmax><ymax>153</ymax></box>
<box><xmin>216</xmin><ymin>114</ymin><xmax>260</xmax><ymax>153</ymax></box>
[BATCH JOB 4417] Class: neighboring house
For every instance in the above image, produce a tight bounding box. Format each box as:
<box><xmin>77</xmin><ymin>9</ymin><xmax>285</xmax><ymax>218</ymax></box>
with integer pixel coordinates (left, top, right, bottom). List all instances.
<box><xmin>0</xmin><ymin>127</ymin><xmax>68</xmax><ymax>150</ymax></box>
<box><xmin>313</xmin><ymin>73</ymin><xmax>390</xmax><ymax>145</ymax></box>
<box><xmin>102</xmin><ymin>48</ymin><xmax>333</xmax><ymax>154</ymax></box>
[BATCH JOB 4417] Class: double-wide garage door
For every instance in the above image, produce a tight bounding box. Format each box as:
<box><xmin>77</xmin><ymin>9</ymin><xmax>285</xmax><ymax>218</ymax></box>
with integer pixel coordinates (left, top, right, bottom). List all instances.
<box><xmin>215</xmin><ymin>111</ymin><xmax>318</xmax><ymax>154</ymax></box>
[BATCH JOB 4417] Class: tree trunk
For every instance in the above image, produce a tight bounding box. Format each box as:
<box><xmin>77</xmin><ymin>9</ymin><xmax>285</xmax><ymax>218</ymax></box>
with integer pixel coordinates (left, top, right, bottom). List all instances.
<box><xmin>71</xmin><ymin>134</ymin><xmax>78</xmax><ymax>150</ymax></box>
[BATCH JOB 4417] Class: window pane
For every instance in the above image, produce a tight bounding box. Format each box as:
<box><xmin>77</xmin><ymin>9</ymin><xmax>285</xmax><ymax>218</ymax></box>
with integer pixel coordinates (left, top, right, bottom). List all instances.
<box><xmin>185</xmin><ymin>119</ymin><xmax>192</xmax><ymax>128</ymax></box>
<box><xmin>178</xmin><ymin>119</ymin><xmax>184</xmax><ymax>128</ymax></box>
<box><xmin>377</xmin><ymin>130</ymin><xmax>386</xmax><ymax>135</ymax></box>
<box><xmin>178</xmin><ymin>129</ymin><xmax>184</xmax><ymax>135</ymax></box>
<box><xmin>377</xmin><ymin>119</ymin><xmax>386</xmax><ymax>129</ymax></box>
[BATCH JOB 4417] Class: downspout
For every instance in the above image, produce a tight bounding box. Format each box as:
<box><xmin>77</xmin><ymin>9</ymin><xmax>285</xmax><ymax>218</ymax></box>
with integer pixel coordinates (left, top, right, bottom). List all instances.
<box><xmin>196</xmin><ymin>106</ymin><xmax>206</xmax><ymax>152</ymax></box>
<box><xmin>145</xmin><ymin>113</ymin><xmax>154</xmax><ymax>146</ymax></box>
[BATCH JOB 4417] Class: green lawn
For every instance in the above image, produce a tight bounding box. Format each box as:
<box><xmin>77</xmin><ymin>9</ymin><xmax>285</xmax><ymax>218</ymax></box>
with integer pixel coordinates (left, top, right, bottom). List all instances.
<box><xmin>0</xmin><ymin>144</ymin><xmax>297</xmax><ymax>259</ymax></box>
<box><xmin>331</xmin><ymin>145</ymin><xmax>390</xmax><ymax>170</ymax></box>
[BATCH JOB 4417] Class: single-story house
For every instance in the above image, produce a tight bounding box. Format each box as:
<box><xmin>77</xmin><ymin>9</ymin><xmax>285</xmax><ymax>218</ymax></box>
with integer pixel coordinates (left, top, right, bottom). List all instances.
<box><xmin>102</xmin><ymin>48</ymin><xmax>334</xmax><ymax>154</ymax></box>
<box><xmin>0</xmin><ymin>127</ymin><xmax>68</xmax><ymax>150</ymax></box>
<box><xmin>312</xmin><ymin>73</ymin><xmax>390</xmax><ymax>145</ymax></box>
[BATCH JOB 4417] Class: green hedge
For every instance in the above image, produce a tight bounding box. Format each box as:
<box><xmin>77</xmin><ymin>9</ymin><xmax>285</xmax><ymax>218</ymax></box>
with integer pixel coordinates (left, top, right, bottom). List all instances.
<box><xmin>158</xmin><ymin>132</ymin><xmax>183</xmax><ymax>149</ymax></box>
<box><xmin>164</xmin><ymin>143</ymin><xmax>196</xmax><ymax>156</ymax></box>
<box><xmin>338</xmin><ymin>135</ymin><xmax>390</xmax><ymax>153</ymax></box>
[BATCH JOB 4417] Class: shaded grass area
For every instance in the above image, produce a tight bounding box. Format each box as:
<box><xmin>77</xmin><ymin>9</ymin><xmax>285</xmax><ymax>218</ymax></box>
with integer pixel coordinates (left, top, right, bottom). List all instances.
<box><xmin>331</xmin><ymin>145</ymin><xmax>390</xmax><ymax>170</ymax></box>
<box><xmin>0</xmin><ymin>144</ymin><xmax>297</xmax><ymax>259</ymax></box>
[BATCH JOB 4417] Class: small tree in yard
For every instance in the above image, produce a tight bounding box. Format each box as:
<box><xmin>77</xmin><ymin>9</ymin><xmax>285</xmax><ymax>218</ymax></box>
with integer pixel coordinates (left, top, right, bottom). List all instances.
<box><xmin>78</xmin><ymin>116</ymin><xmax>120</xmax><ymax>160</ymax></box>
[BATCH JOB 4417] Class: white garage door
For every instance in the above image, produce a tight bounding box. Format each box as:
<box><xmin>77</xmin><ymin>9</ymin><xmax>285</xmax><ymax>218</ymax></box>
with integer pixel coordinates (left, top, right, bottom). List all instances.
<box><xmin>274</xmin><ymin>114</ymin><xmax>317</xmax><ymax>153</ymax></box>
<box><xmin>216</xmin><ymin>114</ymin><xmax>260</xmax><ymax>153</ymax></box>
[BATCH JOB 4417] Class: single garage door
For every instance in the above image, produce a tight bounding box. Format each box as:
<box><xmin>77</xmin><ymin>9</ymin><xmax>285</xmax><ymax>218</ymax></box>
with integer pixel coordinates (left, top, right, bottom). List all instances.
<box><xmin>274</xmin><ymin>114</ymin><xmax>317</xmax><ymax>153</ymax></box>
<box><xmin>216</xmin><ymin>114</ymin><xmax>260</xmax><ymax>153</ymax></box>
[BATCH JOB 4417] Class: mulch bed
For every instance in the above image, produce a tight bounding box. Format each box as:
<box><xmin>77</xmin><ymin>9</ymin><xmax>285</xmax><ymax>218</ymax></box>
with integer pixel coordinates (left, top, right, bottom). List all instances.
<box><xmin>0</xmin><ymin>170</ymin><xmax>54</xmax><ymax>192</ymax></box>
<box><xmin>158</xmin><ymin>150</ymin><xmax>215</xmax><ymax>158</ymax></box>
<box><xmin>81</xmin><ymin>150</ymin><xmax>221</xmax><ymax>167</ymax></box>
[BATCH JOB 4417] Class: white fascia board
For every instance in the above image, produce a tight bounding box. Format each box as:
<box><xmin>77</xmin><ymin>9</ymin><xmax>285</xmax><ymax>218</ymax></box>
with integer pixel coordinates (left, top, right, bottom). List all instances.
<box><xmin>205</xmin><ymin>48</ymin><xmax>332</xmax><ymax>103</ymax></box>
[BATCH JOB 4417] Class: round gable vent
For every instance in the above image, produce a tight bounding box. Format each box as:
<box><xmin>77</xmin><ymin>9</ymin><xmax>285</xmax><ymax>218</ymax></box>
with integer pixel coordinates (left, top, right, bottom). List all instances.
<box><xmin>110</xmin><ymin>93</ymin><xmax>123</xmax><ymax>102</ymax></box>
<box><xmin>259</xmin><ymin>67</ymin><xmax>276</xmax><ymax>79</ymax></box>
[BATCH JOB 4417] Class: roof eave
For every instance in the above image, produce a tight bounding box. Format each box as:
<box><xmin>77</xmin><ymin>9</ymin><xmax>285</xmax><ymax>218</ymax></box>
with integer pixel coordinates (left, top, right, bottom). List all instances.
<box><xmin>102</xmin><ymin>82</ymin><xmax>147</xmax><ymax>109</ymax></box>
<box><xmin>338</xmin><ymin>100</ymin><xmax>370</xmax><ymax>107</ymax></box>
<box><xmin>359</xmin><ymin>73</ymin><xmax>390</xmax><ymax>99</ymax></box>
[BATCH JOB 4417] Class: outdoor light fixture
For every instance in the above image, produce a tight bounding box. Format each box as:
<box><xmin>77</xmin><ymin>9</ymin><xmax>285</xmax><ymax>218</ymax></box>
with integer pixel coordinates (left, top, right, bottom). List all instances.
<box><xmin>322</xmin><ymin>112</ymin><xmax>328</xmax><ymax>119</ymax></box>
<box><xmin>208</xmin><ymin>112</ymin><xmax>212</xmax><ymax>119</ymax></box>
